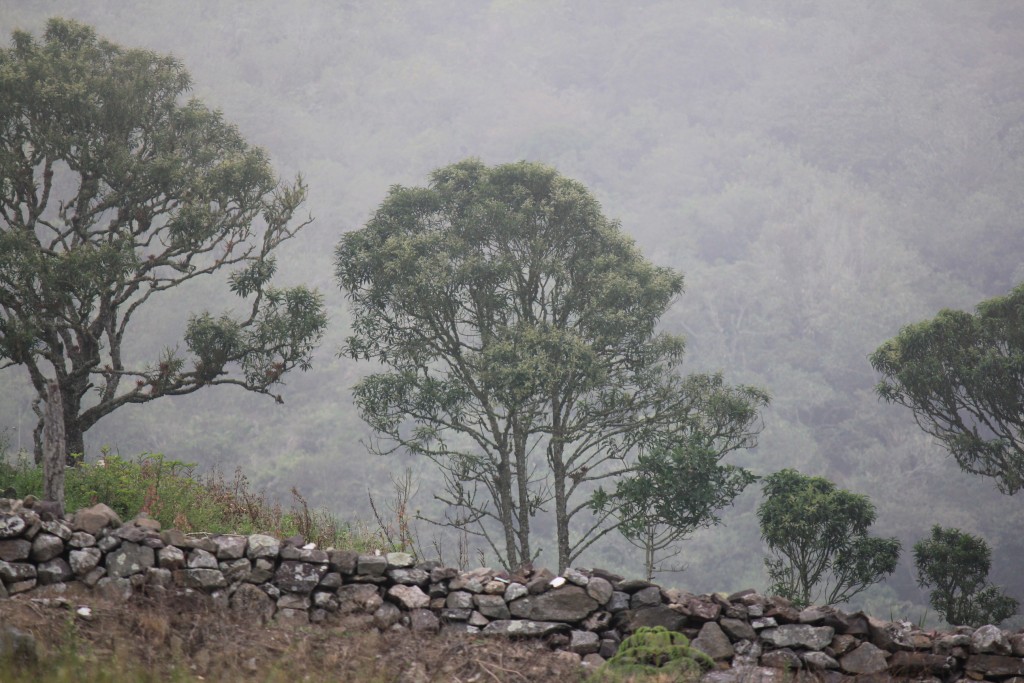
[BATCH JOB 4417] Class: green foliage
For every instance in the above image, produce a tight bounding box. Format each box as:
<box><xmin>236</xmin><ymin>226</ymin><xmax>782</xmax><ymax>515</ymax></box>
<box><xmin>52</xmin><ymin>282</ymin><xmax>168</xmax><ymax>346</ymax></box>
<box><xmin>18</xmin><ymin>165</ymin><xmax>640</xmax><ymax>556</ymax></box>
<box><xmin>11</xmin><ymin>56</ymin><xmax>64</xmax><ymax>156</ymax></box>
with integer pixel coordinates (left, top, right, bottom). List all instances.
<box><xmin>913</xmin><ymin>525</ymin><xmax>1018</xmax><ymax>626</ymax></box>
<box><xmin>0</xmin><ymin>18</ymin><xmax>326</xmax><ymax>458</ymax></box>
<box><xmin>336</xmin><ymin>158</ymin><xmax>767</xmax><ymax>572</ymax></box>
<box><xmin>758</xmin><ymin>469</ymin><xmax>901</xmax><ymax>606</ymax></box>
<box><xmin>592</xmin><ymin>385</ymin><xmax>765</xmax><ymax>579</ymax></box>
<box><xmin>871</xmin><ymin>282</ymin><xmax>1024</xmax><ymax>494</ymax></box>
<box><xmin>591</xmin><ymin>627</ymin><xmax>713</xmax><ymax>682</ymax></box>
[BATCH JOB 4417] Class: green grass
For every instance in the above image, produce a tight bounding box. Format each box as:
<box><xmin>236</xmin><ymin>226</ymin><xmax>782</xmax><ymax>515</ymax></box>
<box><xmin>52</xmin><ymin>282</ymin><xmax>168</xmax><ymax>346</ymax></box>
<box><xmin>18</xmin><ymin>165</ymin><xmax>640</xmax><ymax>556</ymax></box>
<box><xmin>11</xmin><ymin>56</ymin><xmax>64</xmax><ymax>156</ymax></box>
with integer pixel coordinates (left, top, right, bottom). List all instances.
<box><xmin>0</xmin><ymin>449</ymin><xmax>384</xmax><ymax>552</ymax></box>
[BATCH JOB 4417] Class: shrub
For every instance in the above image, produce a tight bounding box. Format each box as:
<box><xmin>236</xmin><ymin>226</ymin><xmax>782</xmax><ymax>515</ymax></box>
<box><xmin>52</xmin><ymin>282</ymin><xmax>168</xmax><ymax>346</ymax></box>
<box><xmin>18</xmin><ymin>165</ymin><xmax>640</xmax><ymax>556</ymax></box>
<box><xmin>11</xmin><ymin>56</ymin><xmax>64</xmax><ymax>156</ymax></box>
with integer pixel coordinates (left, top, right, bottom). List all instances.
<box><xmin>592</xmin><ymin>627</ymin><xmax>713</xmax><ymax>682</ymax></box>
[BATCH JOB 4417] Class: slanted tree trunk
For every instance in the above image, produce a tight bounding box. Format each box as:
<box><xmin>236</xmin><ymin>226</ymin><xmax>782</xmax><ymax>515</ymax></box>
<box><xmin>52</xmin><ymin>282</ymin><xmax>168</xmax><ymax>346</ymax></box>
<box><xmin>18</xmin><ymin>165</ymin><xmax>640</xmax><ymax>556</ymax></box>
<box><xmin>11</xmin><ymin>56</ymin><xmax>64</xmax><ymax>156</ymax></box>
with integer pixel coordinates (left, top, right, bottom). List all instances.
<box><xmin>42</xmin><ymin>381</ymin><xmax>66</xmax><ymax>516</ymax></box>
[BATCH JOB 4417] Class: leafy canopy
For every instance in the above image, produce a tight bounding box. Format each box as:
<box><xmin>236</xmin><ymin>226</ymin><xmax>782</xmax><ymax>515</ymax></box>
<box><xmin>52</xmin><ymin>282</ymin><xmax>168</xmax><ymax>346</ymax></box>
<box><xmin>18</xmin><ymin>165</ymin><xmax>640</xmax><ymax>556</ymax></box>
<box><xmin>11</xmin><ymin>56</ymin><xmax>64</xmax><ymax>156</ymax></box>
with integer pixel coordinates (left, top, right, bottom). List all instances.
<box><xmin>336</xmin><ymin>158</ymin><xmax>766</xmax><ymax>571</ymax></box>
<box><xmin>913</xmin><ymin>525</ymin><xmax>1018</xmax><ymax>627</ymax></box>
<box><xmin>871</xmin><ymin>283</ymin><xmax>1024</xmax><ymax>494</ymax></box>
<box><xmin>758</xmin><ymin>469</ymin><xmax>900</xmax><ymax>606</ymax></box>
<box><xmin>0</xmin><ymin>19</ymin><xmax>326</xmax><ymax>457</ymax></box>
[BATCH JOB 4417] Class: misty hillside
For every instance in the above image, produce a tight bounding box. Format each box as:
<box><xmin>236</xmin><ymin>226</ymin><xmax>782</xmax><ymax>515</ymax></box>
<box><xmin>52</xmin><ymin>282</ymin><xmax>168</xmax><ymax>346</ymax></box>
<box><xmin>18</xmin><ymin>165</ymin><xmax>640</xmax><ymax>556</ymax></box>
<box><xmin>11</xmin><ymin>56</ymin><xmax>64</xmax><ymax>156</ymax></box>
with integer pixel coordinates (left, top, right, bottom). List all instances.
<box><xmin>1</xmin><ymin>0</ymin><xmax>1023</xmax><ymax>619</ymax></box>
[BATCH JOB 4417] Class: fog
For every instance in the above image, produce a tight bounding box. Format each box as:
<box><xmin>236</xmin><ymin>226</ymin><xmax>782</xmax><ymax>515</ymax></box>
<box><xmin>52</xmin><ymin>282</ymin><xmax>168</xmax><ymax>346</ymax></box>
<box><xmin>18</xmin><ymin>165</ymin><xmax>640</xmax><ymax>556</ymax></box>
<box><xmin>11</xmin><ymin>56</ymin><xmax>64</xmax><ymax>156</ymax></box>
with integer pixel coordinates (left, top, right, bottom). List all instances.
<box><xmin>1</xmin><ymin>1</ymin><xmax>1023</xmax><ymax>616</ymax></box>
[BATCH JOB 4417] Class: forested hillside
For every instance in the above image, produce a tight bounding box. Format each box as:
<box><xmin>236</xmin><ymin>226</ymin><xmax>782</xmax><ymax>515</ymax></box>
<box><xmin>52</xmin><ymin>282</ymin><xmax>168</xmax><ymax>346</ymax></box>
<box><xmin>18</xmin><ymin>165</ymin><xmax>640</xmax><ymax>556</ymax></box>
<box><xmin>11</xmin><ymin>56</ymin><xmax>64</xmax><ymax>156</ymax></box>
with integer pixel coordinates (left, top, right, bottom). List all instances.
<box><xmin>1</xmin><ymin>0</ymin><xmax>1022</xmax><ymax>620</ymax></box>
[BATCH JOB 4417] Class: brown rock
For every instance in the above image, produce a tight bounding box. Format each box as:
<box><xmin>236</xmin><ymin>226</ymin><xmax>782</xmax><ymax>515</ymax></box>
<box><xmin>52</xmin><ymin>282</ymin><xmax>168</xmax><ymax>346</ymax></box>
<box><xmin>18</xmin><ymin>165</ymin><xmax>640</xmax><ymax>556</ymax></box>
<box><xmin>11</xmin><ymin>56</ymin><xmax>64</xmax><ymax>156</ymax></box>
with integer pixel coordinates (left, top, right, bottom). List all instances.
<box><xmin>692</xmin><ymin>621</ymin><xmax>735</xmax><ymax>661</ymax></box>
<box><xmin>966</xmin><ymin>655</ymin><xmax>1024</xmax><ymax>677</ymax></box>
<box><xmin>71</xmin><ymin>504</ymin><xmax>121</xmax><ymax>535</ymax></box>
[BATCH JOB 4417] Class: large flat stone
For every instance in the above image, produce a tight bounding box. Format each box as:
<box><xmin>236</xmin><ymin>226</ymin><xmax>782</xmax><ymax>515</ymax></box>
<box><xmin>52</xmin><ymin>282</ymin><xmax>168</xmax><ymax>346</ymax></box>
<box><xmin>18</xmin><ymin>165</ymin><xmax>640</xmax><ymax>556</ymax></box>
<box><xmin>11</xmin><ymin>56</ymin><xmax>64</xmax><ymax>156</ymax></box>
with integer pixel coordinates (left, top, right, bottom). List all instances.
<box><xmin>508</xmin><ymin>585</ymin><xmax>598</xmax><ymax>623</ymax></box>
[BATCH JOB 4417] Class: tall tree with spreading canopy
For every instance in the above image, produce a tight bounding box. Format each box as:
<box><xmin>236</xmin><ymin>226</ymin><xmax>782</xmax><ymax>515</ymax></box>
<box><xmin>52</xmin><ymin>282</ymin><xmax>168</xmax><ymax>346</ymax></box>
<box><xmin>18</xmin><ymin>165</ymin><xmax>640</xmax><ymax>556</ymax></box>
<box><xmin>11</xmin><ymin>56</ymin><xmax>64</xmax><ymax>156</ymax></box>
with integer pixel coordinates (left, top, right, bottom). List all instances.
<box><xmin>758</xmin><ymin>469</ymin><xmax>901</xmax><ymax>606</ymax></box>
<box><xmin>871</xmin><ymin>283</ymin><xmax>1024</xmax><ymax>494</ymax></box>
<box><xmin>335</xmin><ymin>159</ymin><xmax>767</xmax><ymax>571</ymax></box>
<box><xmin>0</xmin><ymin>19</ymin><xmax>326</xmax><ymax>464</ymax></box>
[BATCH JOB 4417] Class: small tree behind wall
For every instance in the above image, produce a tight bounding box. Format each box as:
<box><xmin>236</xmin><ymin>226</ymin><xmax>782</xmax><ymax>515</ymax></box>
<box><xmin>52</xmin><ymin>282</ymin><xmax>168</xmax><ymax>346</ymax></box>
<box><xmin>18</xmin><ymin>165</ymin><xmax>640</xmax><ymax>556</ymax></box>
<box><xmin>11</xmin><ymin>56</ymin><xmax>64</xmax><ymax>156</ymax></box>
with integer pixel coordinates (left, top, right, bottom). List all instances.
<box><xmin>914</xmin><ymin>525</ymin><xmax>1018</xmax><ymax>627</ymax></box>
<box><xmin>758</xmin><ymin>469</ymin><xmax>901</xmax><ymax>606</ymax></box>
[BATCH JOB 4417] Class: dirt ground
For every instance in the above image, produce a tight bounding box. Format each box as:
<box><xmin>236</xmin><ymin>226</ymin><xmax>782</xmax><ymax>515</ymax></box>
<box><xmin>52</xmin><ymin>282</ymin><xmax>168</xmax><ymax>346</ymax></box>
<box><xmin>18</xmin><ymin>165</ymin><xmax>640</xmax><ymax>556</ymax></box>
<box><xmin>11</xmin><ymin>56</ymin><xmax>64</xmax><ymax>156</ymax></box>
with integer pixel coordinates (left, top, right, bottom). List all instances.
<box><xmin>0</xmin><ymin>587</ymin><xmax>592</xmax><ymax>682</ymax></box>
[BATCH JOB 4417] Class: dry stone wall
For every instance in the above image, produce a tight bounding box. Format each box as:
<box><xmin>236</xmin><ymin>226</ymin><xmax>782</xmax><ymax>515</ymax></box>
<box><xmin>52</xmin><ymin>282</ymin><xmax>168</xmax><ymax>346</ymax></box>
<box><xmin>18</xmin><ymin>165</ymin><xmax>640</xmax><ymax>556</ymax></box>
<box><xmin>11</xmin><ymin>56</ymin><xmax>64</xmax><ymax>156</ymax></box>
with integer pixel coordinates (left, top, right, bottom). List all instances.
<box><xmin>1</xmin><ymin>499</ymin><xmax>1023</xmax><ymax>681</ymax></box>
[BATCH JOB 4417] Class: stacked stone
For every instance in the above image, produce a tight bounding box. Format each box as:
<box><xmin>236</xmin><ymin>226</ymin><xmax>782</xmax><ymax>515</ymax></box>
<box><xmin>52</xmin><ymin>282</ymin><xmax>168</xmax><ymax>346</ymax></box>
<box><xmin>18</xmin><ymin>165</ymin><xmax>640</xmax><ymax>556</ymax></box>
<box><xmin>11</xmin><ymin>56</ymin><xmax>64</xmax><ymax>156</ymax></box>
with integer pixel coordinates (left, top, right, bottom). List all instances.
<box><xmin>1</xmin><ymin>498</ymin><xmax>1024</xmax><ymax>680</ymax></box>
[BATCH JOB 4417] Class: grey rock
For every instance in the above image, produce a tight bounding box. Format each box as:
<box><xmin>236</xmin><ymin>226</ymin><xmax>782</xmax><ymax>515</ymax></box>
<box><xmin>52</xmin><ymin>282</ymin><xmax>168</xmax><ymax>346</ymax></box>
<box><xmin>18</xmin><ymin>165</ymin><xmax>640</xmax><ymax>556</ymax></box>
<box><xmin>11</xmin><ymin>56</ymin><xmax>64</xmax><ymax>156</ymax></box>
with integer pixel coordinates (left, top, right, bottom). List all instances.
<box><xmin>0</xmin><ymin>539</ymin><xmax>31</xmax><ymax>562</ymax></box>
<box><xmin>607</xmin><ymin>591</ymin><xmax>630</xmax><ymax>613</ymax></box>
<box><xmin>386</xmin><ymin>568</ymin><xmax>430</xmax><ymax>586</ymax></box>
<box><xmin>37</xmin><ymin>558</ymin><xmax>72</xmax><ymax>585</ymax></box>
<box><xmin>246</xmin><ymin>534</ymin><xmax>280</xmax><ymax>560</ymax></box>
<box><xmin>761</xmin><ymin>648</ymin><xmax>801</xmax><ymax>670</ymax></box>
<box><xmin>387</xmin><ymin>584</ymin><xmax>430</xmax><ymax>610</ymax></box>
<box><xmin>386</xmin><ymin>551</ymin><xmax>415</xmax><ymax>568</ymax></box>
<box><xmin>274</xmin><ymin>560</ymin><xmax>328</xmax><ymax>594</ymax></box>
<box><xmin>96</xmin><ymin>576</ymin><xmax>133</xmax><ymax>601</ymax></box>
<box><xmin>720</xmin><ymin>617</ymin><xmax>758</xmax><ymax>642</ymax></box>
<box><xmin>180</xmin><ymin>568</ymin><xmax>227</xmax><ymax>589</ymax></box>
<box><xmin>509</xmin><ymin>585</ymin><xmax>598</xmax><ymax>622</ymax></box>
<box><xmin>157</xmin><ymin>545</ymin><xmax>185</xmax><ymax>570</ymax></box>
<box><xmin>702</xmin><ymin>666</ymin><xmax>792</xmax><ymax>683</ymax></box>
<box><xmin>586</xmin><ymin>577</ymin><xmax>613</xmax><ymax>605</ymax></box>
<box><xmin>106</xmin><ymin>541</ymin><xmax>155</xmax><ymax>577</ymax></box>
<box><xmin>357</xmin><ymin>554</ymin><xmax>388</xmax><ymax>576</ymax></box>
<box><xmin>441</xmin><ymin>608</ymin><xmax>472</xmax><ymax>621</ymax></box>
<box><xmin>312</xmin><ymin>591</ymin><xmax>339</xmax><ymax>611</ymax></box>
<box><xmin>337</xmin><ymin>584</ymin><xmax>383</xmax><ymax>614</ymax></box>
<box><xmin>409</xmin><ymin>608</ymin><xmax>439</xmax><ymax>633</ymax></box>
<box><xmin>630</xmin><ymin>585</ymin><xmax>662</xmax><ymax>609</ymax></box>
<box><xmin>249</xmin><ymin>558</ymin><xmax>275</xmax><ymax>583</ymax></box>
<box><xmin>6</xmin><ymin>578</ymin><xmax>35</xmax><ymax>594</ymax></box>
<box><xmin>187</xmin><ymin>548</ymin><xmax>219</xmax><ymax>569</ymax></box>
<box><xmin>971</xmin><ymin>624</ymin><xmax>1011</xmax><ymax>654</ymax></box>
<box><xmin>450</xmin><ymin>575</ymin><xmax>485</xmax><ymax>593</ymax></box>
<box><xmin>229</xmin><ymin>581</ymin><xmax>274</xmax><ymax>626</ymax></box>
<box><xmin>220</xmin><ymin>558</ymin><xmax>251</xmax><ymax>583</ymax></box>
<box><xmin>69</xmin><ymin>547</ymin><xmax>102</xmax><ymax>575</ymax></box>
<box><xmin>570</xmin><ymin>630</ymin><xmax>600</xmax><ymax>655</ymax></box>
<box><xmin>146</xmin><ymin>567</ymin><xmax>172</xmax><ymax>588</ymax></box>
<box><xmin>761</xmin><ymin>624</ymin><xmax>834</xmax><ymax>651</ymax></box>
<box><xmin>504</xmin><ymin>583</ymin><xmax>528</xmax><ymax>602</ymax></box>
<box><xmin>468</xmin><ymin>610</ymin><xmax>490</xmax><ymax>627</ymax></box>
<box><xmin>474</xmin><ymin>594</ymin><xmax>511</xmax><ymax>619</ymax></box>
<box><xmin>482</xmin><ymin>620</ymin><xmax>571</xmax><ymax>637</ymax></box>
<box><xmin>96</xmin><ymin>534</ymin><xmax>120</xmax><ymax>553</ymax></box>
<box><xmin>278</xmin><ymin>593</ymin><xmax>311</xmax><ymax>610</ymax></box>
<box><xmin>0</xmin><ymin>514</ymin><xmax>26</xmax><ymax>538</ymax></box>
<box><xmin>212</xmin><ymin>534</ymin><xmax>247</xmax><ymax>560</ymax></box>
<box><xmin>693</xmin><ymin>621</ymin><xmax>735</xmax><ymax>661</ymax></box>
<box><xmin>839</xmin><ymin>642</ymin><xmax>889</xmax><ymax>674</ymax></box>
<box><xmin>0</xmin><ymin>559</ymin><xmax>37</xmax><ymax>583</ymax></box>
<box><xmin>447</xmin><ymin>591</ymin><xmax>475</xmax><ymax>609</ymax></box>
<box><xmin>751</xmin><ymin>617</ymin><xmax>778</xmax><ymax>630</ymax></box>
<box><xmin>623</xmin><ymin>605</ymin><xmax>686</xmax><ymax>632</ymax></box>
<box><xmin>581</xmin><ymin>611</ymin><xmax>612</xmax><ymax>632</ymax></box>
<box><xmin>430</xmin><ymin>566</ymin><xmax>458</xmax><ymax>583</ymax></box>
<box><xmin>564</xmin><ymin>568</ymin><xmax>589</xmax><ymax>586</ymax></box>
<box><xmin>280</xmin><ymin>546</ymin><xmax>328</xmax><ymax>563</ymax></box>
<box><xmin>373</xmin><ymin>601</ymin><xmax>403</xmax><ymax>629</ymax></box>
<box><xmin>68</xmin><ymin>532</ymin><xmax>96</xmax><ymax>548</ymax></box>
<box><xmin>329</xmin><ymin>549</ymin><xmax>359</xmax><ymax>574</ymax></box>
<box><xmin>801</xmin><ymin>651</ymin><xmax>839</xmax><ymax>670</ymax></box>
<box><xmin>71</xmin><ymin>504</ymin><xmax>120</xmax><ymax>535</ymax></box>
<box><xmin>319</xmin><ymin>572</ymin><xmax>343</xmax><ymax>589</ymax></box>
<box><xmin>966</xmin><ymin>655</ymin><xmax>1024</xmax><ymax>677</ymax></box>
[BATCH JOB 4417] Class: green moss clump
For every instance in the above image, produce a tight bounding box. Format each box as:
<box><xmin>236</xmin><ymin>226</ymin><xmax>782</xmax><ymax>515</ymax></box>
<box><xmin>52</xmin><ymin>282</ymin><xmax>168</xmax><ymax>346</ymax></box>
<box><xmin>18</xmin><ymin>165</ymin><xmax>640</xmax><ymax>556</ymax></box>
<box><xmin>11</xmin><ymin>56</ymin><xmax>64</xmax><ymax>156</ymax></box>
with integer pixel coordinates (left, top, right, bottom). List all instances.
<box><xmin>591</xmin><ymin>626</ymin><xmax>714</xmax><ymax>682</ymax></box>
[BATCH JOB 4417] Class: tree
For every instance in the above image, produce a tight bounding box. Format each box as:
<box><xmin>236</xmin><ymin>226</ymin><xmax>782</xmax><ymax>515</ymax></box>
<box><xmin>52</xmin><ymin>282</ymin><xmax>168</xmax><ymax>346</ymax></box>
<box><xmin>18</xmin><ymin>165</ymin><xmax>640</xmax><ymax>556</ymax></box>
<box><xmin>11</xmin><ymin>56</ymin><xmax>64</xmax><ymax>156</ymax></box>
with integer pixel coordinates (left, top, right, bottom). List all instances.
<box><xmin>758</xmin><ymin>469</ymin><xmax>900</xmax><ymax>606</ymax></box>
<box><xmin>335</xmin><ymin>159</ymin><xmax>768</xmax><ymax>571</ymax></box>
<box><xmin>0</xmin><ymin>19</ymin><xmax>327</xmax><ymax>464</ymax></box>
<box><xmin>870</xmin><ymin>283</ymin><xmax>1024</xmax><ymax>494</ymax></box>
<box><xmin>591</xmin><ymin>377</ymin><xmax>766</xmax><ymax>581</ymax></box>
<box><xmin>913</xmin><ymin>525</ymin><xmax>1018</xmax><ymax>627</ymax></box>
